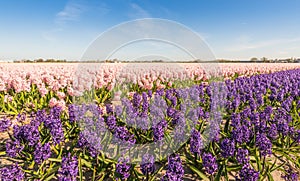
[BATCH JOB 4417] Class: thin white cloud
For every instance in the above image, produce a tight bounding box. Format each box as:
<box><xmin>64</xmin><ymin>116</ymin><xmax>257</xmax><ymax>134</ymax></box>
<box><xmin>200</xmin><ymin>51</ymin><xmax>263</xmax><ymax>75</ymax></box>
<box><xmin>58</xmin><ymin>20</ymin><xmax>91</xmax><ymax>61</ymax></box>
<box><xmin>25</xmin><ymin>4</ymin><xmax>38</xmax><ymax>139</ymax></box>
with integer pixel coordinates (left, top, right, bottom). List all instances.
<box><xmin>128</xmin><ymin>3</ymin><xmax>151</xmax><ymax>19</ymax></box>
<box><xmin>227</xmin><ymin>36</ymin><xmax>300</xmax><ymax>52</ymax></box>
<box><xmin>43</xmin><ymin>1</ymin><xmax>109</xmax><ymax>42</ymax></box>
<box><xmin>55</xmin><ymin>1</ymin><xmax>86</xmax><ymax>24</ymax></box>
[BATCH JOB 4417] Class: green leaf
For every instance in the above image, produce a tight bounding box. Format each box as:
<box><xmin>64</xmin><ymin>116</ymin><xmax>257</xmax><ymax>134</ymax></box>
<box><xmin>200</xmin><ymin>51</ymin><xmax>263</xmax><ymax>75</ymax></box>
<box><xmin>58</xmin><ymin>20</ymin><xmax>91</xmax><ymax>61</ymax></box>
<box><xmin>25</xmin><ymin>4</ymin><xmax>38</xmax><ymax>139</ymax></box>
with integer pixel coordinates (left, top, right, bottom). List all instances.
<box><xmin>215</xmin><ymin>164</ymin><xmax>224</xmax><ymax>181</ymax></box>
<box><xmin>187</xmin><ymin>164</ymin><xmax>209</xmax><ymax>180</ymax></box>
<box><xmin>81</xmin><ymin>158</ymin><xmax>93</xmax><ymax>168</ymax></box>
<box><xmin>149</xmin><ymin>165</ymin><xmax>164</xmax><ymax>181</ymax></box>
<box><xmin>254</xmin><ymin>150</ymin><xmax>262</xmax><ymax>172</ymax></box>
<box><xmin>267</xmin><ymin>172</ymin><xmax>275</xmax><ymax>181</ymax></box>
<box><xmin>7</xmin><ymin>102</ymin><xmax>18</xmax><ymax>114</ymax></box>
<box><xmin>0</xmin><ymin>151</ymin><xmax>6</xmax><ymax>156</ymax></box>
<box><xmin>226</xmin><ymin>165</ymin><xmax>242</xmax><ymax>172</ymax></box>
<box><xmin>48</xmin><ymin>158</ymin><xmax>61</xmax><ymax>162</ymax></box>
<box><xmin>43</xmin><ymin>173</ymin><xmax>56</xmax><ymax>181</ymax></box>
<box><xmin>270</xmin><ymin>162</ymin><xmax>286</xmax><ymax>172</ymax></box>
<box><xmin>43</xmin><ymin>165</ymin><xmax>60</xmax><ymax>180</ymax></box>
<box><xmin>79</xmin><ymin>157</ymin><xmax>83</xmax><ymax>181</ymax></box>
<box><xmin>274</xmin><ymin>150</ymin><xmax>300</xmax><ymax>167</ymax></box>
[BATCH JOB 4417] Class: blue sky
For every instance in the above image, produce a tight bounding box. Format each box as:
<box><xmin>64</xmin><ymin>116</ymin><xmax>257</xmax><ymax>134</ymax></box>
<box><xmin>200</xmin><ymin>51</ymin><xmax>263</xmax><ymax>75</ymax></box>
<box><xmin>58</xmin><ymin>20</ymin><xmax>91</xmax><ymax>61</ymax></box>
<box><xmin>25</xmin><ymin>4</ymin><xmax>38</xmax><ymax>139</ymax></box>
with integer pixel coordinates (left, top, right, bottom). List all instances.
<box><xmin>1</xmin><ymin>0</ymin><xmax>300</xmax><ymax>61</ymax></box>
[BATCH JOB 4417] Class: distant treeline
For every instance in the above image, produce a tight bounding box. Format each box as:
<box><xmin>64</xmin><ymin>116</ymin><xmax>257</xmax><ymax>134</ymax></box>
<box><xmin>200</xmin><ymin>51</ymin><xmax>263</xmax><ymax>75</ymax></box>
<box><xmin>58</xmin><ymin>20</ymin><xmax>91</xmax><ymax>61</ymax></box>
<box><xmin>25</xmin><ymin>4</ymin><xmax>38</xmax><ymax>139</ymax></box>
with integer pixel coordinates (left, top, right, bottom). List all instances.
<box><xmin>12</xmin><ymin>58</ymin><xmax>300</xmax><ymax>63</ymax></box>
<box><xmin>13</xmin><ymin>59</ymin><xmax>67</xmax><ymax>63</ymax></box>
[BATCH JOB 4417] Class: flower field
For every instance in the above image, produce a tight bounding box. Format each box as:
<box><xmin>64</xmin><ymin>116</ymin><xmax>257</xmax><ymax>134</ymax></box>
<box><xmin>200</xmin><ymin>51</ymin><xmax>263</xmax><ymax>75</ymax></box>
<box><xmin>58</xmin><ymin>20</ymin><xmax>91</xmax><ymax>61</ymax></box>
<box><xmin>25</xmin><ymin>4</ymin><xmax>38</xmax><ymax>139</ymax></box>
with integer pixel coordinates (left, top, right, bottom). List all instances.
<box><xmin>0</xmin><ymin>63</ymin><xmax>300</xmax><ymax>181</ymax></box>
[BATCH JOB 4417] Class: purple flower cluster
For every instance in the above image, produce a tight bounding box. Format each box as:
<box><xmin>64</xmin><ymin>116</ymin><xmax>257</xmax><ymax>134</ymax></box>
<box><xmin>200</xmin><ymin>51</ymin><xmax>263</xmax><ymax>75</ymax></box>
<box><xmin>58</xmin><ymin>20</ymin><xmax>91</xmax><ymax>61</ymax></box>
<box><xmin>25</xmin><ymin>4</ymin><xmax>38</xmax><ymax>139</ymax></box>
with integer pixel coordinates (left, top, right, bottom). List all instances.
<box><xmin>44</xmin><ymin>116</ymin><xmax>64</xmax><ymax>145</ymax></box>
<box><xmin>6</xmin><ymin>140</ymin><xmax>24</xmax><ymax>158</ymax></box>
<box><xmin>292</xmin><ymin>129</ymin><xmax>300</xmax><ymax>143</ymax></box>
<box><xmin>190</xmin><ymin>129</ymin><xmax>203</xmax><ymax>155</ymax></box>
<box><xmin>116</xmin><ymin>157</ymin><xmax>131</xmax><ymax>180</ymax></box>
<box><xmin>202</xmin><ymin>152</ymin><xmax>218</xmax><ymax>175</ymax></box>
<box><xmin>162</xmin><ymin>154</ymin><xmax>184</xmax><ymax>181</ymax></box>
<box><xmin>282</xmin><ymin>168</ymin><xmax>299</xmax><ymax>181</ymax></box>
<box><xmin>268</xmin><ymin>124</ymin><xmax>278</xmax><ymax>139</ymax></box>
<box><xmin>13</xmin><ymin>123</ymin><xmax>40</xmax><ymax>146</ymax></box>
<box><xmin>114</xmin><ymin>126</ymin><xmax>136</xmax><ymax>145</ymax></box>
<box><xmin>232</xmin><ymin>125</ymin><xmax>252</xmax><ymax>144</ymax></box>
<box><xmin>0</xmin><ymin>117</ymin><xmax>11</xmax><ymax>132</ymax></box>
<box><xmin>255</xmin><ymin>133</ymin><xmax>272</xmax><ymax>156</ymax></box>
<box><xmin>34</xmin><ymin>142</ymin><xmax>51</xmax><ymax>164</ymax></box>
<box><xmin>115</xmin><ymin>105</ymin><xmax>123</xmax><ymax>117</ymax></box>
<box><xmin>166</xmin><ymin>88</ymin><xmax>178</xmax><ymax>106</ymax></box>
<box><xmin>236</xmin><ymin>164</ymin><xmax>260</xmax><ymax>181</ymax></box>
<box><xmin>140</xmin><ymin>154</ymin><xmax>155</xmax><ymax>175</ymax></box>
<box><xmin>220</xmin><ymin>138</ymin><xmax>235</xmax><ymax>158</ymax></box>
<box><xmin>153</xmin><ymin>119</ymin><xmax>167</xmax><ymax>142</ymax></box>
<box><xmin>236</xmin><ymin>148</ymin><xmax>250</xmax><ymax>164</ymax></box>
<box><xmin>58</xmin><ymin>153</ymin><xmax>78</xmax><ymax>181</ymax></box>
<box><xmin>77</xmin><ymin>132</ymin><xmax>99</xmax><ymax>157</ymax></box>
<box><xmin>106</xmin><ymin>104</ymin><xmax>114</xmax><ymax>114</ymax></box>
<box><xmin>106</xmin><ymin>115</ymin><xmax>117</xmax><ymax>130</ymax></box>
<box><xmin>68</xmin><ymin>104</ymin><xmax>78</xmax><ymax>122</ymax></box>
<box><xmin>44</xmin><ymin>107</ymin><xmax>64</xmax><ymax>145</ymax></box>
<box><xmin>141</xmin><ymin>92</ymin><xmax>149</xmax><ymax>113</ymax></box>
<box><xmin>277</xmin><ymin>118</ymin><xmax>290</xmax><ymax>136</ymax></box>
<box><xmin>149</xmin><ymin>95</ymin><xmax>168</xmax><ymax>123</ymax></box>
<box><xmin>0</xmin><ymin>164</ymin><xmax>24</xmax><ymax>181</ymax></box>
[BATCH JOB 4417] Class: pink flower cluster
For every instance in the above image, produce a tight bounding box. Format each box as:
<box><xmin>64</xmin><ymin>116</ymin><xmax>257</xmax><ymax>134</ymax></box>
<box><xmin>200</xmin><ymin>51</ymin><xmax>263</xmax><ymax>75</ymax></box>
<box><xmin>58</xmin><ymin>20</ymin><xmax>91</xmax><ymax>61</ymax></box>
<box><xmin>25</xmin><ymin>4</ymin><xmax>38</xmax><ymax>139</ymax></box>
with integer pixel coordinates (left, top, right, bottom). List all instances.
<box><xmin>0</xmin><ymin>63</ymin><xmax>299</xmax><ymax>95</ymax></box>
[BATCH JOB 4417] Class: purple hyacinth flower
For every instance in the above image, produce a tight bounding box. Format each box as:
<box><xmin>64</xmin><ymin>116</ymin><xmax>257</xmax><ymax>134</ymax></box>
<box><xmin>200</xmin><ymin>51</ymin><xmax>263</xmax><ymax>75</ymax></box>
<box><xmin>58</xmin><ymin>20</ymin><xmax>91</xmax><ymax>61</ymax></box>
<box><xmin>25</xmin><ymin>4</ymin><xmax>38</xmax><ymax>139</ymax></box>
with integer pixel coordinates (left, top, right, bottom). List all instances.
<box><xmin>236</xmin><ymin>148</ymin><xmax>250</xmax><ymax>165</ymax></box>
<box><xmin>105</xmin><ymin>104</ymin><xmax>114</xmax><ymax>114</ymax></box>
<box><xmin>34</xmin><ymin>142</ymin><xmax>51</xmax><ymax>164</ymax></box>
<box><xmin>161</xmin><ymin>154</ymin><xmax>184</xmax><ymax>181</ymax></box>
<box><xmin>220</xmin><ymin>138</ymin><xmax>235</xmax><ymax>158</ymax></box>
<box><xmin>68</xmin><ymin>104</ymin><xmax>78</xmax><ymax>122</ymax></box>
<box><xmin>147</xmin><ymin>90</ymin><xmax>153</xmax><ymax>98</ymax></box>
<box><xmin>156</xmin><ymin>89</ymin><xmax>164</xmax><ymax>96</ymax></box>
<box><xmin>114</xmin><ymin>126</ymin><xmax>136</xmax><ymax>145</ymax></box>
<box><xmin>116</xmin><ymin>157</ymin><xmax>131</xmax><ymax>180</ymax></box>
<box><xmin>141</xmin><ymin>92</ymin><xmax>149</xmax><ymax>112</ymax></box>
<box><xmin>58</xmin><ymin>153</ymin><xmax>78</xmax><ymax>181</ymax></box>
<box><xmin>13</xmin><ymin>123</ymin><xmax>40</xmax><ymax>146</ymax></box>
<box><xmin>202</xmin><ymin>152</ymin><xmax>218</xmax><ymax>175</ymax></box>
<box><xmin>6</xmin><ymin>140</ymin><xmax>24</xmax><ymax>158</ymax></box>
<box><xmin>153</xmin><ymin>119</ymin><xmax>167</xmax><ymax>142</ymax></box>
<box><xmin>190</xmin><ymin>129</ymin><xmax>203</xmax><ymax>155</ymax></box>
<box><xmin>106</xmin><ymin>115</ymin><xmax>117</xmax><ymax>130</ymax></box>
<box><xmin>236</xmin><ymin>164</ymin><xmax>259</xmax><ymax>181</ymax></box>
<box><xmin>232</xmin><ymin>125</ymin><xmax>252</xmax><ymax>144</ymax></box>
<box><xmin>0</xmin><ymin>117</ymin><xmax>11</xmax><ymax>132</ymax></box>
<box><xmin>267</xmin><ymin>124</ymin><xmax>278</xmax><ymax>139</ymax></box>
<box><xmin>140</xmin><ymin>154</ymin><xmax>155</xmax><ymax>175</ymax></box>
<box><xmin>277</xmin><ymin>119</ymin><xmax>290</xmax><ymax>136</ymax></box>
<box><xmin>132</xmin><ymin>92</ymin><xmax>142</xmax><ymax>108</ymax></box>
<box><xmin>282</xmin><ymin>168</ymin><xmax>299</xmax><ymax>181</ymax></box>
<box><xmin>115</xmin><ymin>105</ymin><xmax>123</xmax><ymax>117</ymax></box>
<box><xmin>256</xmin><ymin>133</ymin><xmax>272</xmax><ymax>156</ymax></box>
<box><xmin>167</xmin><ymin>107</ymin><xmax>177</xmax><ymax>118</ymax></box>
<box><xmin>44</xmin><ymin>114</ymin><xmax>64</xmax><ymax>145</ymax></box>
<box><xmin>0</xmin><ymin>164</ymin><xmax>24</xmax><ymax>181</ymax></box>
<box><xmin>77</xmin><ymin>132</ymin><xmax>99</xmax><ymax>157</ymax></box>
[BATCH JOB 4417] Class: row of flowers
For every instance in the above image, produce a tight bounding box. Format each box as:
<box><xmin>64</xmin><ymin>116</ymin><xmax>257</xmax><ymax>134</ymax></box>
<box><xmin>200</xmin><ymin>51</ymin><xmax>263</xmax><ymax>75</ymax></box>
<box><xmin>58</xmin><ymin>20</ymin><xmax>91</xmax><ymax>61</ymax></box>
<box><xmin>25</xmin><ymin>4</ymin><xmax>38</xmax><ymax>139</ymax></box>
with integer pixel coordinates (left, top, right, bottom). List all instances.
<box><xmin>1</xmin><ymin>63</ymin><xmax>300</xmax><ymax>93</ymax></box>
<box><xmin>0</xmin><ymin>67</ymin><xmax>299</xmax><ymax>180</ymax></box>
<box><xmin>1</xmin><ymin>63</ymin><xmax>300</xmax><ymax>115</ymax></box>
